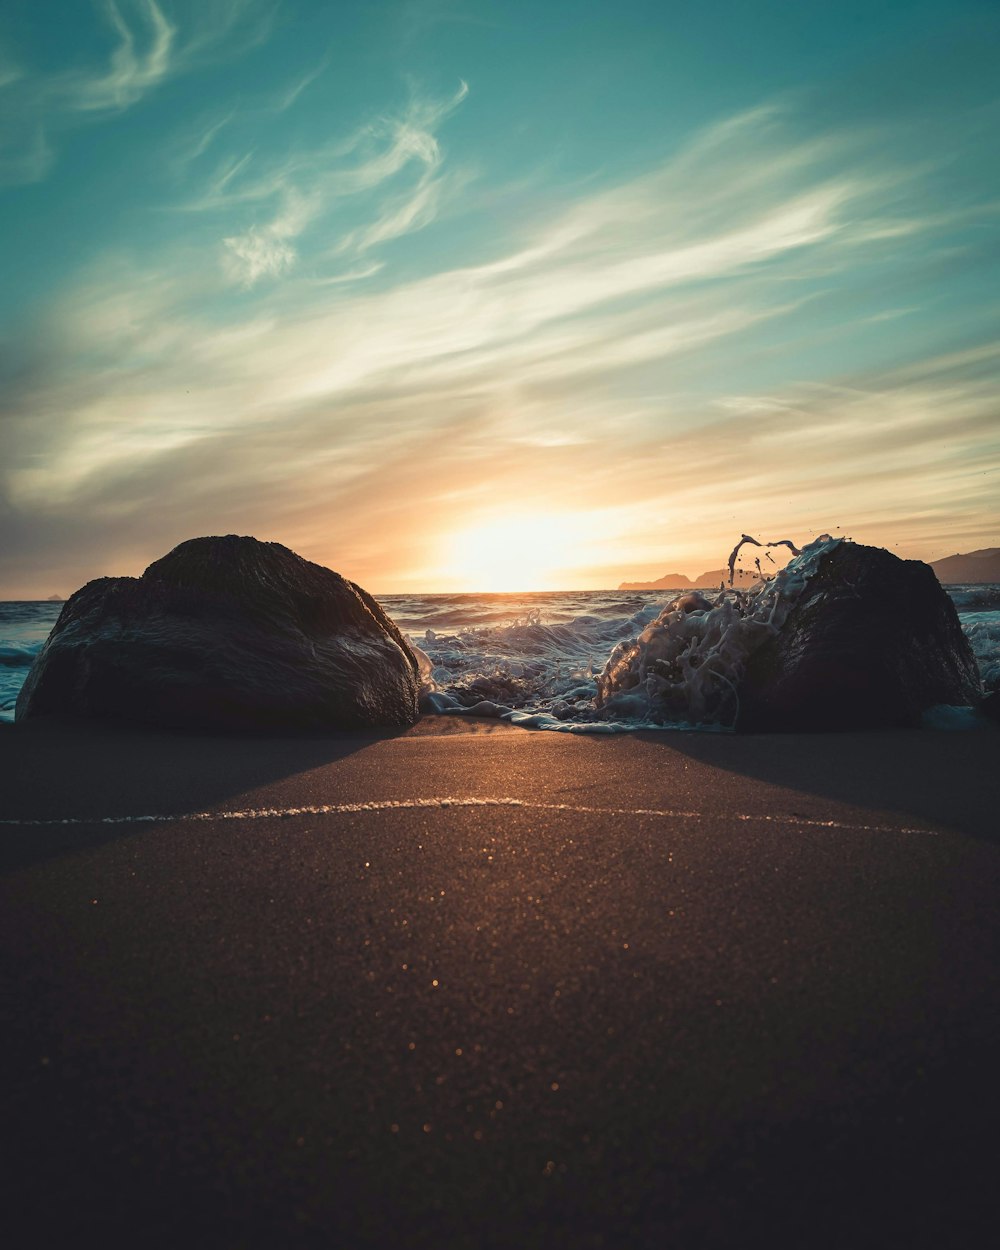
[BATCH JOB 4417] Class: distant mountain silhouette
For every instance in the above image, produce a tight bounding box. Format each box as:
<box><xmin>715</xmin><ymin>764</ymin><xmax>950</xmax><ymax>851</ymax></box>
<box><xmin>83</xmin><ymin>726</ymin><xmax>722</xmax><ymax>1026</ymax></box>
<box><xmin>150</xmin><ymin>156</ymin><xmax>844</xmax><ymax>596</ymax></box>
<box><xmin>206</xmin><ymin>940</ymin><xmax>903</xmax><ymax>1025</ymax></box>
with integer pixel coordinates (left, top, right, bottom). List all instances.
<box><xmin>46</xmin><ymin>594</ymin><xmax>64</xmax><ymax>602</ymax></box>
<box><xmin>619</xmin><ymin>545</ymin><xmax>1000</xmax><ymax>592</ymax></box>
<box><xmin>618</xmin><ymin>572</ymin><xmax>692</xmax><ymax>591</ymax></box>
<box><xmin>619</xmin><ymin>567</ymin><xmax>760</xmax><ymax>590</ymax></box>
<box><xmin>929</xmin><ymin>548</ymin><xmax>1000</xmax><ymax>584</ymax></box>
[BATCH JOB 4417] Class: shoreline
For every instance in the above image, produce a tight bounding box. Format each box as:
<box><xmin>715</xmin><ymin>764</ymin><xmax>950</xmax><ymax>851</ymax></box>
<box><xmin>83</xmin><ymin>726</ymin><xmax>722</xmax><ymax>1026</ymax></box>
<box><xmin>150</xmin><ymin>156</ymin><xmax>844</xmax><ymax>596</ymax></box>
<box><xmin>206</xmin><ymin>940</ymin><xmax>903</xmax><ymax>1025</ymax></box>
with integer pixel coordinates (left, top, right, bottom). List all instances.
<box><xmin>2</xmin><ymin>713</ymin><xmax>997</xmax><ymax>837</ymax></box>
<box><xmin>2</xmin><ymin>719</ymin><xmax>998</xmax><ymax>1245</ymax></box>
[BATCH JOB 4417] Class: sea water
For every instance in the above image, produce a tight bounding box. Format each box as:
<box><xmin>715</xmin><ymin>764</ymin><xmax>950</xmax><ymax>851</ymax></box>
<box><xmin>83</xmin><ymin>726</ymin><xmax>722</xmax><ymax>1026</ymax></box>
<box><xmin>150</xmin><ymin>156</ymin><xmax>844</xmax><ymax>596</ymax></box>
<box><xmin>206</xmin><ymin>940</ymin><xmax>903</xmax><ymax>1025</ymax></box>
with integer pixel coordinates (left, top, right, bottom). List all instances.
<box><xmin>3</xmin><ymin>552</ymin><xmax>997</xmax><ymax>730</ymax></box>
<box><xmin>1</xmin><ymin>601</ymin><xmax>64</xmax><ymax>725</ymax></box>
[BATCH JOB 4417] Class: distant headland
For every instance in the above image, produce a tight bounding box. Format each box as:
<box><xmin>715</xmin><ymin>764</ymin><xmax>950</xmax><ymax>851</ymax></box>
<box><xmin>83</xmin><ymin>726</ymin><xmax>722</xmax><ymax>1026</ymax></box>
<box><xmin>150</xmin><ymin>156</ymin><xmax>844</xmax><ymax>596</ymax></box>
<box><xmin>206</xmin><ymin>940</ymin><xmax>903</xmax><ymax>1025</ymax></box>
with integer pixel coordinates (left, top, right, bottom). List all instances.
<box><xmin>928</xmin><ymin>548</ymin><xmax>1000</xmax><ymax>584</ymax></box>
<box><xmin>619</xmin><ymin>567</ymin><xmax>765</xmax><ymax>591</ymax></box>
<box><xmin>619</xmin><ymin>546</ymin><xmax>1000</xmax><ymax>590</ymax></box>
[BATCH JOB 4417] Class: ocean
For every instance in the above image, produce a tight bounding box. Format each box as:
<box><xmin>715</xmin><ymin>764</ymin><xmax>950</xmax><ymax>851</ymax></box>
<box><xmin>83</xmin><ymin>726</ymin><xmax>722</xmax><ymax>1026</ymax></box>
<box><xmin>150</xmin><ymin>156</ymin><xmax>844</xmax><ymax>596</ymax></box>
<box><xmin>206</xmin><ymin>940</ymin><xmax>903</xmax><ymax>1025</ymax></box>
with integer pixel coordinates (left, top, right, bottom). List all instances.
<box><xmin>3</xmin><ymin>560</ymin><xmax>998</xmax><ymax>731</ymax></box>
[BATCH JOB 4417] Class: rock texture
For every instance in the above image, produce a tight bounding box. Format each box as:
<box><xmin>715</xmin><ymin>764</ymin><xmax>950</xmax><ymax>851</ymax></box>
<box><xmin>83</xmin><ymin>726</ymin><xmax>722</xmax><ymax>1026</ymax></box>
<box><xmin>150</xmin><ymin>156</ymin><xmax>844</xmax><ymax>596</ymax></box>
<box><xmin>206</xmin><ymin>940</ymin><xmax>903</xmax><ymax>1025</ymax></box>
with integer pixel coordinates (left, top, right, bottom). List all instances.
<box><xmin>16</xmin><ymin>536</ymin><xmax>420</xmax><ymax>731</ymax></box>
<box><xmin>736</xmin><ymin>542</ymin><xmax>982</xmax><ymax>732</ymax></box>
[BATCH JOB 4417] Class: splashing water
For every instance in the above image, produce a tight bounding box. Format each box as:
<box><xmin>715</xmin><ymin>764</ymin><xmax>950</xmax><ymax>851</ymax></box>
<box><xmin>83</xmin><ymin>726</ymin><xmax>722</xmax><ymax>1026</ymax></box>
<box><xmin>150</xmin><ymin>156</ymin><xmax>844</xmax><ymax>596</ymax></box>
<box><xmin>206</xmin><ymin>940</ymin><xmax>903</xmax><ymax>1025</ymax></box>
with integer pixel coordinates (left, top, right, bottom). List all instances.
<box><xmin>415</xmin><ymin>536</ymin><xmax>842</xmax><ymax>731</ymax></box>
<box><xmin>593</xmin><ymin>536</ymin><xmax>840</xmax><ymax>728</ymax></box>
<box><xmin>726</xmin><ymin>533</ymin><xmax>802</xmax><ymax>584</ymax></box>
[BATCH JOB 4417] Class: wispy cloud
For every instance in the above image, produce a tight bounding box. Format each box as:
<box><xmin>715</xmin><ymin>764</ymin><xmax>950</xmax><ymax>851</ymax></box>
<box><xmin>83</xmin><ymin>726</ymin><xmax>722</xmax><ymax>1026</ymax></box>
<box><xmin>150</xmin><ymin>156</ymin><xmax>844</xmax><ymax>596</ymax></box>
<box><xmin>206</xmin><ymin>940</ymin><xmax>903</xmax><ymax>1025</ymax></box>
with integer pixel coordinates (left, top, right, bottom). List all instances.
<box><xmin>189</xmin><ymin>79</ymin><xmax>470</xmax><ymax>285</ymax></box>
<box><xmin>270</xmin><ymin>55</ymin><xmax>328</xmax><ymax>113</ymax></box>
<box><xmin>169</xmin><ymin>107</ymin><xmax>237</xmax><ymax>171</ymax></box>
<box><xmin>2</xmin><ymin>101</ymin><xmax>998</xmax><ymax>593</ymax></box>
<box><xmin>165</xmin><ymin>51</ymin><xmax>339</xmax><ymax>181</ymax></box>
<box><xmin>0</xmin><ymin>123</ymin><xmax>51</xmax><ymax>184</ymax></box>
<box><xmin>221</xmin><ymin>189</ymin><xmax>316</xmax><ymax>285</ymax></box>
<box><xmin>0</xmin><ymin>0</ymin><xmax>273</xmax><ymax>185</ymax></box>
<box><xmin>342</xmin><ymin>160</ymin><xmax>473</xmax><ymax>255</ymax></box>
<box><xmin>72</xmin><ymin>0</ymin><xmax>177</xmax><ymax>112</ymax></box>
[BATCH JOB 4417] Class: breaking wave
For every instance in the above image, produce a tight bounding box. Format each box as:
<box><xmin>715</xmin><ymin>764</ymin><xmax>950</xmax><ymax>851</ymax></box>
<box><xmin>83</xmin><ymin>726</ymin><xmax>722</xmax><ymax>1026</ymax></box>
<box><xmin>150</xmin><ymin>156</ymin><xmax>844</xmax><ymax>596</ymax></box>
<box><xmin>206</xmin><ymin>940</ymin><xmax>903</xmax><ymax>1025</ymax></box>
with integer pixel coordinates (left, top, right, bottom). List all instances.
<box><xmin>0</xmin><ymin>604</ymin><xmax>61</xmax><ymax>723</ymax></box>
<box><xmin>0</xmin><ymin>641</ymin><xmax>43</xmax><ymax>667</ymax></box>
<box><xmin>403</xmin><ymin>536</ymin><xmax>844</xmax><ymax>731</ymax></box>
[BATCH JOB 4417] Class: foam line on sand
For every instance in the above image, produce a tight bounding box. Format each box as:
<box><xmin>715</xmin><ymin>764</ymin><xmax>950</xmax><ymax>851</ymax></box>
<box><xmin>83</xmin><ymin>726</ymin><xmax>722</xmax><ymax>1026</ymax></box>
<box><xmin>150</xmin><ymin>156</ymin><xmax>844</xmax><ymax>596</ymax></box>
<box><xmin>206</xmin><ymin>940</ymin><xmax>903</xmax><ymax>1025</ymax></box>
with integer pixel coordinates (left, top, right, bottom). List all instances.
<box><xmin>0</xmin><ymin>796</ymin><xmax>936</xmax><ymax>836</ymax></box>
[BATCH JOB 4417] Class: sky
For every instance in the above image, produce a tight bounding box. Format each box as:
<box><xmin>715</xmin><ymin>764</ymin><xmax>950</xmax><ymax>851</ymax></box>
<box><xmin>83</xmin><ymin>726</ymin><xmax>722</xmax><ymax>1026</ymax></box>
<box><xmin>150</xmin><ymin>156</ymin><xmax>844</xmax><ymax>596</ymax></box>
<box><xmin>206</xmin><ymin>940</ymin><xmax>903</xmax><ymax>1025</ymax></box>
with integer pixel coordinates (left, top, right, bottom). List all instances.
<box><xmin>1</xmin><ymin>0</ymin><xmax>999</xmax><ymax>596</ymax></box>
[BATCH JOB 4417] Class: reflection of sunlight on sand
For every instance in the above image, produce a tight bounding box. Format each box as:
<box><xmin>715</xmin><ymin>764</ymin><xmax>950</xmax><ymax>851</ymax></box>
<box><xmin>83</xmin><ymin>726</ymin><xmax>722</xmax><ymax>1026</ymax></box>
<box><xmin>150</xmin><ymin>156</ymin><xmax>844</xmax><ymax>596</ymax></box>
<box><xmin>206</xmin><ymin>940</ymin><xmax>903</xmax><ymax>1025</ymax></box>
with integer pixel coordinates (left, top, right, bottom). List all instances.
<box><xmin>444</xmin><ymin>513</ymin><xmax>598</xmax><ymax>592</ymax></box>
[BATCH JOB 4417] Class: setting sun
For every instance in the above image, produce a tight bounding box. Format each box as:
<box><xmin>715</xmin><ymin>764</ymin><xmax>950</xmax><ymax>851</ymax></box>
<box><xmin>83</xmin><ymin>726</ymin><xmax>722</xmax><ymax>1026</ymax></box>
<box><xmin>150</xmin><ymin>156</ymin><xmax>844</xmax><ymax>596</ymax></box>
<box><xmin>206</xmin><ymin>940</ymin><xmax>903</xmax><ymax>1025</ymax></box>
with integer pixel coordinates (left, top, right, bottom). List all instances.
<box><xmin>446</xmin><ymin>513</ymin><xmax>586</xmax><ymax>592</ymax></box>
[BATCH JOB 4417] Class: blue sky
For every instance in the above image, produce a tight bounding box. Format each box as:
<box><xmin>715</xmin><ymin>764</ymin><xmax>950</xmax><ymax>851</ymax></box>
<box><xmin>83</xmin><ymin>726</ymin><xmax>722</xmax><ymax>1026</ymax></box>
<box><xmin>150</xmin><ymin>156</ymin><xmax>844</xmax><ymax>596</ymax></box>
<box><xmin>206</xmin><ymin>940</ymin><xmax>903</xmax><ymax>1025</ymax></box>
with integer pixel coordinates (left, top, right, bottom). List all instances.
<box><xmin>1</xmin><ymin>0</ymin><xmax>998</xmax><ymax>594</ymax></box>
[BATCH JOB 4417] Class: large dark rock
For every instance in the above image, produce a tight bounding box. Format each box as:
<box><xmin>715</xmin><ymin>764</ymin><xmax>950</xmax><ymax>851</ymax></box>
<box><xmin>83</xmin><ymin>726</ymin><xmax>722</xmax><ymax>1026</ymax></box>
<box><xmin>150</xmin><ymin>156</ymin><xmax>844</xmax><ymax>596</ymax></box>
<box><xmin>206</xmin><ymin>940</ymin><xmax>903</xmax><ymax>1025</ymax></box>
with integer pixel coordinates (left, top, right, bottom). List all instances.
<box><xmin>736</xmin><ymin>542</ymin><xmax>981</xmax><ymax>732</ymax></box>
<box><xmin>15</xmin><ymin>535</ymin><xmax>420</xmax><ymax>731</ymax></box>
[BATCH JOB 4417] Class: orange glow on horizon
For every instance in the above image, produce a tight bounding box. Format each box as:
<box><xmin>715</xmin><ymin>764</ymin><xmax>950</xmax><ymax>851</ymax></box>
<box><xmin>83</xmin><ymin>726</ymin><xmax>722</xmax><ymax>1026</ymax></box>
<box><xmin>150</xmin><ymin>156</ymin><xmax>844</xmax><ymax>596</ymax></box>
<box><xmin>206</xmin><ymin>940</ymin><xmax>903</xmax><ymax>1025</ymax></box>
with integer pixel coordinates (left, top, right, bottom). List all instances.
<box><xmin>443</xmin><ymin>513</ymin><xmax>593</xmax><ymax>593</ymax></box>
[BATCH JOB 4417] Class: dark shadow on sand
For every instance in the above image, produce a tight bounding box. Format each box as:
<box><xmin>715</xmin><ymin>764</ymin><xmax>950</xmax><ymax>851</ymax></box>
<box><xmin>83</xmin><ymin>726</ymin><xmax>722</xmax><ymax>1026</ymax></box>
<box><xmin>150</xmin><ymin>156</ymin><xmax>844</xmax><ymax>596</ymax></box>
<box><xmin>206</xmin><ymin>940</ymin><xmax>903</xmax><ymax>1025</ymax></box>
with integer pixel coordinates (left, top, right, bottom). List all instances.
<box><xmin>0</xmin><ymin>715</ymin><xmax>406</xmax><ymax>873</ymax></box>
<box><xmin>633</xmin><ymin>723</ymin><xmax>1000</xmax><ymax>844</ymax></box>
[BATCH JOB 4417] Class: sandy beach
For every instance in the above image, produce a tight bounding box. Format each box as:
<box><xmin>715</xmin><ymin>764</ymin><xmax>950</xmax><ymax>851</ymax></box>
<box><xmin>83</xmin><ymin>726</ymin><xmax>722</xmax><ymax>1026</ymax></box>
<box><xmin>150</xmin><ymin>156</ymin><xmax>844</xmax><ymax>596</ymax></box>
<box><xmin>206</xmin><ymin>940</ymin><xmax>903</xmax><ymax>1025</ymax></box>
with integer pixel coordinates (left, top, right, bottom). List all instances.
<box><xmin>2</xmin><ymin>717</ymin><xmax>999</xmax><ymax>1247</ymax></box>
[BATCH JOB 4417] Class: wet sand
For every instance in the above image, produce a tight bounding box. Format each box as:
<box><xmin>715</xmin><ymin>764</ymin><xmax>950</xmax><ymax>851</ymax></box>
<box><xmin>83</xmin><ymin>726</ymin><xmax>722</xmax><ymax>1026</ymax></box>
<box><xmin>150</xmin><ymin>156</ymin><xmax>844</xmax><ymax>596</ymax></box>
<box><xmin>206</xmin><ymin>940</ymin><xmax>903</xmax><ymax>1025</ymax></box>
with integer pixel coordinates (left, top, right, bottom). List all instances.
<box><xmin>2</xmin><ymin>717</ymin><xmax>999</xmax><ymax>1247</ymax></box>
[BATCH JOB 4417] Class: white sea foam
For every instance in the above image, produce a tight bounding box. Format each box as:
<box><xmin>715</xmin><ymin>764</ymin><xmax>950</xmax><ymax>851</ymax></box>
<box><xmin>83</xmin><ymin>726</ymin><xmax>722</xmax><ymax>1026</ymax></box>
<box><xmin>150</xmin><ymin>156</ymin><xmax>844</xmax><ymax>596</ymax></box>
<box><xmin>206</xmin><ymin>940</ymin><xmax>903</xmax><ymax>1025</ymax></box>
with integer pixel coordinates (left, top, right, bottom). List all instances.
<box><xmin>406</xmin><ymin>597</ymin><xmax>665</xmax><ymax>730</ymax></box>
<box><xmin>959</xmin><ymin>612</ymin><xmax>1000</xmax><ymax>693</ymax></box>
<box><xmin>0</xmin><ymin>795</ymin><xmax>937</xmax><ymax>835</ymax></box>
<box><xmin>593</xmin><ymin>537</ymin><xmax>840</xmax><ymax>727</ymax></box>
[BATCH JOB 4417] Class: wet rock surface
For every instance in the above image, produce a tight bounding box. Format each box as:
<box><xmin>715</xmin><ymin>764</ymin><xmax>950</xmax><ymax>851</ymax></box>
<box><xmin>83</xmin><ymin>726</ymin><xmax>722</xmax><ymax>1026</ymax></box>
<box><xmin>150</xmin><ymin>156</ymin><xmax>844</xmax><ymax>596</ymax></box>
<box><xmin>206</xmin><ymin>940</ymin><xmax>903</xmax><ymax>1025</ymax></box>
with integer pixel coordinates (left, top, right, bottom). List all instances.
<box><xmin>736</xmin><ymin>542</ymin><xmax>982</xmax><ymax>731</ymax></box>
<box><xmin>16</xmin><ymin>535</ymin><xmax>420</xmax><ymax>731</ymax></box>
